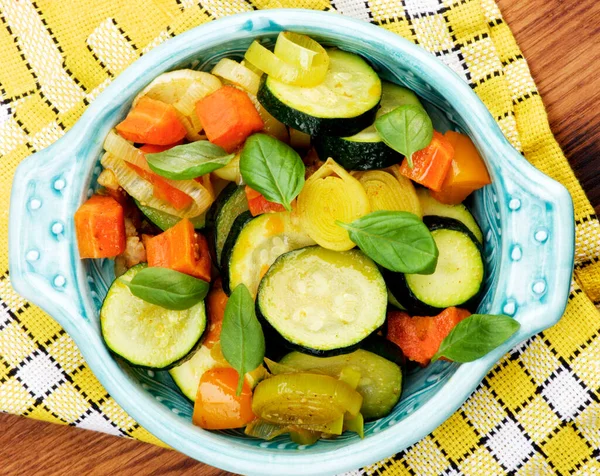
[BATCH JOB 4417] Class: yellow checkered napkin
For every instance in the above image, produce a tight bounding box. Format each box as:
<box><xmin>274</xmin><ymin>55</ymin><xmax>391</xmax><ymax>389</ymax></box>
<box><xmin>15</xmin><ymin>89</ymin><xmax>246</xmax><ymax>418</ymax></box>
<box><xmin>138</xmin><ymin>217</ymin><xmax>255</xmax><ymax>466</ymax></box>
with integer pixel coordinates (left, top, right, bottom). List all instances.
<box><xmin>1</xmin><ymin>0</ymin><xmax>599</xmax><ymax>473</ymax></box>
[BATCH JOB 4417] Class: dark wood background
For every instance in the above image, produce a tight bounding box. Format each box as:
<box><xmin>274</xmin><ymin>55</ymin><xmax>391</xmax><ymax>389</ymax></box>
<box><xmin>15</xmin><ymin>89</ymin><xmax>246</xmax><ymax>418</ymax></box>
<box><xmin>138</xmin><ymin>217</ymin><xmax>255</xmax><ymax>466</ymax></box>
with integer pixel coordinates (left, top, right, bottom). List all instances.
<box><xmin>2</xmin><ymin>1</ymin><xmax>599</xmax><ymax>474</ymax></box>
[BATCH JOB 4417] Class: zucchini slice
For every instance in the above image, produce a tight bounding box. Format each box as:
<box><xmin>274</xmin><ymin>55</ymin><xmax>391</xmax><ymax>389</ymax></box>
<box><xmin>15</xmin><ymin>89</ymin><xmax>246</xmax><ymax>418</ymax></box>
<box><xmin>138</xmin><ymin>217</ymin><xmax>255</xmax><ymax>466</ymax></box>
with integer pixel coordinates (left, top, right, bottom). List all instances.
<box><xmin>101</xmin><ymin>264</ymin><xmax>207</xmax><ymax>369</ymax></box>
<box><xmin>222</xmin><ymin>211</ymin><xmax>315</xmax><ymax>296</ymax></box>
<box><xmin>386</xmin><ymin>216</ymin><xmax>484</xmax><ymax>315</ymax></box>
<box><xmin>258</xmin><ymin>49</ymin><xmax>381</xmax><ymax>137</ymax></box>
<box><xmin>280</xmin><ymin>349</ymin><xmax>402</xmax><ymax>420</ymax></box>
<box><xmin>135</xmin><ymin>199</ymin><xmax>206</xmax><ymax>231</ymax></box>
<box><xmin>417</xmin><ymin>188</ymin><xmax>483</xmax><ymax>242</ymax></box>
<box><xmin>206</xmin><ymin>183</ymin><xmax>249</xmax><ymax>265</ymax></box>
<box><xmin>314</xmin><ymin>82</ymin><xmax>422</xmax><ymax>170</ymax></box>
<box><xmin>257</xmin><ymin>246</ymin><xmax>387</xmax><ymax>355</ymax></box>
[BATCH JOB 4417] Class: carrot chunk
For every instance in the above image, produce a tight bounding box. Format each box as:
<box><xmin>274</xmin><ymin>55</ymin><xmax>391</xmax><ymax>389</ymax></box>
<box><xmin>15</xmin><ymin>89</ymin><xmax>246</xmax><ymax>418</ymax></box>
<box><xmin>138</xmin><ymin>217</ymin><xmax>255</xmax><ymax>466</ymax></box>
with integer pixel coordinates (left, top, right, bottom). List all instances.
<box><xmin>139</xmin><ymin>140</ymin><xmax>184</xmax><ymax>154</ymax></box>
<box><xmin>75</xmin><ymin>195</ymin><xmax>126</xmax><ymax>259</ymax></box>
<box><xmin>245</xmin><ymin>185</ymin><xmax>286</xmax><ymax>216</ymax></box>
<box><xmin>386</xmin><ymin>307</ymin><xmax>471</xmax><ymax>365</ymax></box>
<box><xmin>399</xmin><ymin>131</ymin><xmax>454</xmax><ymax>192</ymax></box>
<box><xmin>431</xmin><ymin>131</ymin><xmax>492</xmax><ymax>204</ymax></box>
<box><xmin>203</xmin><ymin>279</ymin><xmax>227</xmax><ymax>349</ymax></box>
<box><xmin>196</xmin><ymin>86</ymin><xmax>264</xmax><ymax>152</ymax></box>
<box><xmin>116</xmin><ymin>97</ymin><xmax>187</xmax><ymax>145</ymax></box>
<box><xmin>146</xmin><ymin>218</ymin><xmax>211</xmax><ymax>281</ymax></box>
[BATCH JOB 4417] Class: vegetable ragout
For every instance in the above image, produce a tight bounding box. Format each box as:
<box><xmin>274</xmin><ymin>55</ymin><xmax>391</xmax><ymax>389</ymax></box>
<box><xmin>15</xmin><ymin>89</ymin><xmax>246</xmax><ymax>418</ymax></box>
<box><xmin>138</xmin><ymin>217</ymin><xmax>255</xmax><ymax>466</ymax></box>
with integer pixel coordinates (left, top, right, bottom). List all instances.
<box><xmin>74</xmin><ymin>32</ymin><xmax>519</xmax><ymax>444</ymax></box>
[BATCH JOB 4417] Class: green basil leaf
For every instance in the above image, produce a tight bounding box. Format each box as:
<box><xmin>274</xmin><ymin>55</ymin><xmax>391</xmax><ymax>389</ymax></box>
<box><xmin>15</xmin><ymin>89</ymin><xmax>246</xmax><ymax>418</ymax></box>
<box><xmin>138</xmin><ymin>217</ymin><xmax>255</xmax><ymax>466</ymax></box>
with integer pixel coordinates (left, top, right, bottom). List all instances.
<box><xmin>431</xmin><ymin>314</ymin><xmax>520</xmax><ymax>363</ymax></box>
<box><xmin>374</xmin><ymin>104</ymin><xmax>433</xmax><ymax>168</ymax></box>
<box><xmin>146</xmin><ymin>141</ymin><xmax>235</xmax><ymax>180</ymax></box>
<box><xmin>220</xmin><ymin>283</ymin><xmax>266</xmax><ymax>394</ymax></box>
<box><xmin>337</xmin><ymin>211</ymin><xmax>438</xmax><ymax>274</ymax></box>
<box><xmin>239</xmin><ymin>133</ymin><xmax>305</xmax><ymax>211</ymax></box>
<box><xmin>122</xmin><ymin>267</ymin><xmax>209</xmax><ymax>310</ymax></box>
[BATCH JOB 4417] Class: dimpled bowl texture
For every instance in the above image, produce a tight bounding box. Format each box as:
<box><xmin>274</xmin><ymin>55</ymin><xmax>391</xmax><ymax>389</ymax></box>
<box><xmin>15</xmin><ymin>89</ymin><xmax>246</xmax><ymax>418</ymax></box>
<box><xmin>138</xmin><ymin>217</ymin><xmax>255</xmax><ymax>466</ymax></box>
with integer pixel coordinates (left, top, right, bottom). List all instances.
<box><xmin>9</xmin><ymin>9</ymin><xmax>574</xmax><ymax>476</ymax></box>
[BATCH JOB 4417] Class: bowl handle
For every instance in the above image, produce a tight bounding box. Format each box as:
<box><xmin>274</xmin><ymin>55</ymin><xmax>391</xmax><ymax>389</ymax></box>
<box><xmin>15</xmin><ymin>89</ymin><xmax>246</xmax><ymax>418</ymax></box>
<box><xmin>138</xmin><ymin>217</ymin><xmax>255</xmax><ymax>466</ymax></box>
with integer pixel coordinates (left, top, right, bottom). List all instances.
<box><xmin>481</xmin><ymin>152</ymin><xmax>575</xmax><ymax>337</ymax></box>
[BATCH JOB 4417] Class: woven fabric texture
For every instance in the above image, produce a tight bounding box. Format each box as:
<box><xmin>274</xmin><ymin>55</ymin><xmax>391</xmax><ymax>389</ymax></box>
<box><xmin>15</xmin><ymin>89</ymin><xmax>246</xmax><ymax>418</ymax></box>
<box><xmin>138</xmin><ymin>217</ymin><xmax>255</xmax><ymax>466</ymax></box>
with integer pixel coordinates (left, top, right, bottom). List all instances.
<box><xmin>1</xmin><ymin>0</ymin><xmax>599</xmax><ymax>474</ymax></box>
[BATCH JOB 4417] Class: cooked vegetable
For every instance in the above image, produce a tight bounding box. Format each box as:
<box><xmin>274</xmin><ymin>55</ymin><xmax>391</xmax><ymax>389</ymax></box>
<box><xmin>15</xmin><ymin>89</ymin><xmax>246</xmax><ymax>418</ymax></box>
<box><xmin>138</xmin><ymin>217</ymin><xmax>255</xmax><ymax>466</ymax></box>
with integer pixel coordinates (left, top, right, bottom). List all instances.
<box><xmin>360</xmin><ymin>336</ymin><xmax>406</xmax><ymax>368</ymax></box>
<box><xmin>257</xmin><ymin>247</ymin><xmax>387</xmax><ymax>355</ymax></box>
<box><xmin>203</xmin><ymin>279</ymin><xmax>227</xmax><ymax>349</ymax></box>
<box><xmin>206</xmin><ymin>184</ymin><xmax>249</xmax><ymax>265</ymax></box>
<box><xmin>220</xmin><ymin>284</ymin><xmax>265</xmax><ymax>393</ymax></box>
<box><xmin>139</xmin><ymin>141</ymin><xmax>184</xmax><ymax>154</ymax></box>
<box><xmin>75</xmin><ymin>195</ymin><xmax>126</xmax><ymax>259</ymax></box>
<box><xmin>252</xmin><ymin>373</ymin><xmax>362</xmax><ymax>427</ymax></box>
<box><xmin>146</xmin><ymin>218</ymin><xmax>212</xmax><ymax>282</ymax></box>
<box><xmin>212</xmin><ymin>58</ymin><xmax>261</xmax><ymax>95</ymax></box>
<box><xmin>258</xmin><ymin>49</ymin><xmax>381</xmax><ymax>136</ymax></box>
<box><xmin>399</xmin><ymin>131</ymin><xmax>454</xmax><ymax>191</ymax></box>
<box><xmin>121</xmin><ymin>266</ymin><xmax>209</xmax><ymax>310</ymax></box>
<box><xmin>314</xmin><ymin>82</ymin><xmax>421</xmax><ymax>170</ymax></box>
<box><xmin>354</xmin><ymin>169</ymin><xmax>421</xmax><ymax>216</ymax></box>
<box><xmin>224</xmin><ymin>211</ymin><xmax>315</xmax><ymax>296</ymax></box>
<box><xmin>192</xmin><ymin>367</ymin><xmax>255</xmax><ymax>429</ymax></box>
<box><xmin>130</xmin><ymin>160</ymin><xmax>194</xmax><ymax>210</ymax></box>
<box><xmin>431</xmin><ymin>130</ymin><xmax>492</xmax><ymax>204</ymax></box>
<box><xmin>289</xmin><ymin>128</ymin><xmax>310</xmax><ymax>150</ymax></box>
<box><xmin>196</xmin><ymin>86</ymin><xmax>264</xmax><ymax>152</ymax></box>
<box><xmin>338</xmin><ymin>211</ymin><xmax>438</xmax><ymax>274</ymax></box>
<box><xmin>169</xmin><ymin>346</ymin><xmax>221</xmax><ymax>400</ymax></box>
<box><xmin>386</xmin><ymin>216</ymin><xmax>484</xmax><ymax>315</ymax></box>
<box><xmin>240</xmin><ymin>133</ymin><xmax>305</xmax><ymax>211</ymax></box>
<box><xmin>135</xmin><ymin>199</ymin><xmax>206</xmax><ymax>231</ymax></box>
<box><xmin>431</xmin><ymin>313</ymin><xmax>520</xmax><ymax>363</ymax></box>
<box><xmin>145</xmin><ymin>141</ymin><xmax>235</xmax><ymax>180</ymax></box>
<box><xmin>279</xmin><ymin>349</ymin><xmax>402</xmax><ymax>420</ymax></box>
<box><xmin>374</xmin><ymin>104</ymin><xmax>433</xmax><ymax>169</ymax></box>
<box><xmin>298</xmin><ymin>158</ymin><xmax>370</xmax><ymax>251</ymax></box>
<box><xmin>387</xmin><ymin>307</ymin><xmax>471</xmax><ymax>365</ymax></box>
<box><xmin>212</xmin><ymin>152</ymin><xmax>242</xmax><ymax>183</ymax></box>
<box><xmin>116</xmin><ymin>97</ymin><xmax>187</xmax><ymax>145</ymax></box>
<box><xmin>245</xmin><ymin>186</ymin><xmax>286</xmax><ymax>216</ymax></box>
<box><xmin>245</xmin><ymin>32</ymin><xmax>329</xmax><ymax>87</ymax></box>
<box><xmin>417</xmin><ymin>188</ymin><xmax>482</xmax><ymax>242</ymax></box>
<box><xmin>101</xmin><ymin>264</ymin><xmax>207</xmax><ymax>368</ymax></box>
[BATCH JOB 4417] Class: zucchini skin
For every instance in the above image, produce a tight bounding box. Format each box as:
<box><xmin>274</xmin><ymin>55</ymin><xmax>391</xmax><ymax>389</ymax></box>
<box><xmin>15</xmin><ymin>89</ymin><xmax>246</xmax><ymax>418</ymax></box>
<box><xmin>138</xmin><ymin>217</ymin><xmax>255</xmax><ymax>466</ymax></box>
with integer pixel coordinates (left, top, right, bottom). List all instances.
<box><xmin>360</xmin><ymin>335</ymin><xmax>406</xmax><ymax>368</ymax></box>
<box><xmin>258</xmin><ymin>76</ymin><xmax>380</xmax><ymax>137</ymax></box>
<box><xmin>220</xmin><ymin>210</ymin><xmax>254</xmax><ymax>295</ymax></box>
<box><xmin>385</xmin><ymin>216</ymin><xmax>484</xmax><ymax>316</ymax></box>
<box><xmin>313</xmin><ymin>135</ymin><xmax>402</xmax><ymax>170</ymax></box>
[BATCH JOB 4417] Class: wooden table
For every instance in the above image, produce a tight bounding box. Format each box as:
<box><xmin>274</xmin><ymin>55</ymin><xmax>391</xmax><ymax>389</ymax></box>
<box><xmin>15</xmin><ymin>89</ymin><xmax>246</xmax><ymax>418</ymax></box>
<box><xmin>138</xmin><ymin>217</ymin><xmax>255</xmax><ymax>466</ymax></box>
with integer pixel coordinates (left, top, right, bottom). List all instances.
<box><xmin>2</xmin><ymin>1</ymin><xmax>599</xmax><ymax>475</ymax></box>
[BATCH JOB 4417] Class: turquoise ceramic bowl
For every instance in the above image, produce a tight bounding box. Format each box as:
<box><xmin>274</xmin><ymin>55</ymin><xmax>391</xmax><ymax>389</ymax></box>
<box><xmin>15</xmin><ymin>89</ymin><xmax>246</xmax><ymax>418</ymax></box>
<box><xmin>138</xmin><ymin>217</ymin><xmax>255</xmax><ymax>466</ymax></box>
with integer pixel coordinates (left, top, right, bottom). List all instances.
<box><xmin>9</xmin><ymin>10</ymin><xmax>574</xmax><ymax>475</ymax></box>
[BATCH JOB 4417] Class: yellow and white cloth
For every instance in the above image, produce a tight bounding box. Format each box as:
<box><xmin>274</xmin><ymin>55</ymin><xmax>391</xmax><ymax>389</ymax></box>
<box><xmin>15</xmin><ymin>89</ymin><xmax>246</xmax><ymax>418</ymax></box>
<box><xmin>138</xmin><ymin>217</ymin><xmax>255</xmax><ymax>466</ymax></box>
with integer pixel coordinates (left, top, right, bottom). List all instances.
<box><xmin>1</xmin><ymin>0</ymin><xmax>599</xmax><ymax>474</ymax></box>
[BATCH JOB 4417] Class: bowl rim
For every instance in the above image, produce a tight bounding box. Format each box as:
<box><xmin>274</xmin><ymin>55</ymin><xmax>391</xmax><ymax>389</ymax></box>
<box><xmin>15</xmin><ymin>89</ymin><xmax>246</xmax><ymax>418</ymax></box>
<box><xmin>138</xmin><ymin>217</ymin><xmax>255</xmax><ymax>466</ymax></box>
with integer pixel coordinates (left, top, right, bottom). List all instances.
<box><xmin>8</xmin><ymin>9</ymin><xmax>575</xmax><ymax>475</ymax></box>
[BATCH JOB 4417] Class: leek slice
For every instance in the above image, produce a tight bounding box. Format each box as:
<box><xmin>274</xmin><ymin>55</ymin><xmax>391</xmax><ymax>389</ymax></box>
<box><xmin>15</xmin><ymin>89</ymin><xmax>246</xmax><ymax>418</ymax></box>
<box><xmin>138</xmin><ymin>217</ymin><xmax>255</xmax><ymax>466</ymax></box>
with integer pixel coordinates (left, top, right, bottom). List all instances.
<box><xmin>298</xmin><ymin>158</ymin><xmax>370</xmax><ymax>251</ymax></box>
<box><xmin>244</xmin><ymin>32</ymin><xmax>329</xmax><ymax>87</ymax></box>
<box><xmin>212</xmin><ymin>58</ymin><xmax>261</xmax><ymax>95</ymax></box>
<box><xmin>384</xmin><ymin>165</ymin><xmax>423</xmax><ymax>217</ymax></box>
<box><xmin>211</xmin><ymin>152</ymin><xmax>242</xmax><ymax>184</ymax></box>
<box><xmin>133</xmin><ymin>70</ymin><xmax>221</xmax><ymax>107</ymax></box>
<box><xmin>354</xmin><ymin>169</ymin><xmax>422</xmax><ymax>216</ymax></box>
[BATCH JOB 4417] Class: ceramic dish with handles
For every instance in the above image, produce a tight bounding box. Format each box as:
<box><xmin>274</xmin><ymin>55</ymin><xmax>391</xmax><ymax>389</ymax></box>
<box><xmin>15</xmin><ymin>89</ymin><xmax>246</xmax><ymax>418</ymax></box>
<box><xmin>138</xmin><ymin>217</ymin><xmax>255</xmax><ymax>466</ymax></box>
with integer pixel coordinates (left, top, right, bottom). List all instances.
<box><xmin>8</xmin><ymin>9</ymin><xmax>575</xmax><ymax>475</ymax></box>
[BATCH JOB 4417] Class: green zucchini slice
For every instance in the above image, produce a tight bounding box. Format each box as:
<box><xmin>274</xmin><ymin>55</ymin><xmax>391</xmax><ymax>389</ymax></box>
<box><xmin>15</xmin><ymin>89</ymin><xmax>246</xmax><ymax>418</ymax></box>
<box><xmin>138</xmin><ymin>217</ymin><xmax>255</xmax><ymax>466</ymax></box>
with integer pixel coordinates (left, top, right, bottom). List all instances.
<box><xmin>280</xmin><ymin>349</ymin><xmax>402</xmax><ymax>420</ymax></box>
<box><xmin>135</xmin><ymin>199</ymin><xmax>206</xmax><ymax>231</ymax></box>
<box><xmin>313</xmin><ymin>82</ymin><xmax>422</xmax><ymax>170</ymax></box>
<box><xmin>257</xmin><ymin>246</ymin><xmax>387</xmax><ymax>355</ymax></box>
<box><xmin>223</xmin><ymin>211</ymin><xmax>315</xmax><ymax>296</ymax></box>
<box><xmin>258</xmin><ymin>49</ymin><xmax>381</xmax><ymax>137</ymax></box>
<box><xmin>386</xmin><ymin>216</ymin><xmax>484</xmax><ymax>315</ymax></box>
<box><xmin>101</xmin><ymin>264</ymin><xmax>207</xmax><ymax>369</ymax></box>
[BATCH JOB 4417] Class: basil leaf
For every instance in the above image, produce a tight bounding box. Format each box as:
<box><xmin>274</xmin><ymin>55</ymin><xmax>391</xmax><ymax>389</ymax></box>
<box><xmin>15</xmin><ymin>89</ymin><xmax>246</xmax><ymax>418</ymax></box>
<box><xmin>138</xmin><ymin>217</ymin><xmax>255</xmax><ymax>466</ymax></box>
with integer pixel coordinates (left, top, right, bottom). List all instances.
<box><xmin>146</xmin><ymin>141</ymin><xmax>235</xmax><ymax>180</ymax></box>
<box><xmin>375</xmin><ymin>104</ymin><xmax>433</xmax><ymax>168</ymax></box>
<box><xmin>122</xmin><ymin>267</ymin><xmax>209</xmax><ymax>310</ymax></box>
<box><xmin>337</xmin><ymin>211</ymin><xmax>438</xmax><ymax>274</ymax></box>
<box><xmin>220</xmin><ymin>284</ymin><xmax>266</xmax><ymax>394</ymax></box>
<box><xmin>240</xmin><ymin>133</ymin><xmax>305</xmax><ymax>211</ymax></box>
<box><xmin>431</xmin><ymin>314</ymin><xmax>520</xmax><ymax>363</ymax></box>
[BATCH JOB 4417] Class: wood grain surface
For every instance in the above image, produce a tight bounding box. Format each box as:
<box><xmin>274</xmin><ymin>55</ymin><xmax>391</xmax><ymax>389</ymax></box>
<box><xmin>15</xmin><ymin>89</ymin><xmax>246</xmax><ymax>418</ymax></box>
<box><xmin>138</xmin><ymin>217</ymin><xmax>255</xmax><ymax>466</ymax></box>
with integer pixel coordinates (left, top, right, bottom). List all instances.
<box><xmin>2</xmin><ymin>1</ymin><xmax>599</xmax><ymax>475</ymax></box>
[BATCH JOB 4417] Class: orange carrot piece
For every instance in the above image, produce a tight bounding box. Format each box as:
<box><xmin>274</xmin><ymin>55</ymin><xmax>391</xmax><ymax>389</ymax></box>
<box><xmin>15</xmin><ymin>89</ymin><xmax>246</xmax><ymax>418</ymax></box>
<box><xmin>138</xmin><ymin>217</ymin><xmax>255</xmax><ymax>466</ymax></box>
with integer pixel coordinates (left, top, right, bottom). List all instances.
<box><xmin>193</xmin><ymin>367</ymin><xmax>255</xmax><ymax>430</ymax></box>
<box><xmin>146</xmin><ymin>218</ymin><xmax>211</xmax><ymax>281</ymax></box>
<box><xmin>386</xmin><ymin>307</ymin><xmax>471</xmax><ymax>365</ymax></box>
<box><xmin>245</xmin><ymin>185</ymin><xmax>286</xmax><ymax>216</ymax></box>
<box><xmin>116</xmin><ymin>97</ymin><xmax>187</xmax><ymax>145</ymax></box>
<box><xmin>203</xmin><ymin>279</ymin><xmax>227</xmax><ymax>349</ymax></box>
<box><xmin>74</xmin><ymin>195</ymin><xmax>126</xmax><ymax>259</ymax></box>
<box><xmin>196</xmin><ymin>86</ymin><xmax>264</xmax><ymax>153</ymax></box>
<box><xmin>431</xmin><ymin>131</ymin><xmax>492</xmax><ymax>204</ymax></box>
<box><xmin>139</xmin><ymin>140</ymin><xmax>184</xmax><ymax>154</ymax></box>
<box><xmin>399</xmin><ymin>131</ymin><xmax>454</xmax><ymax>192</ymax></box>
